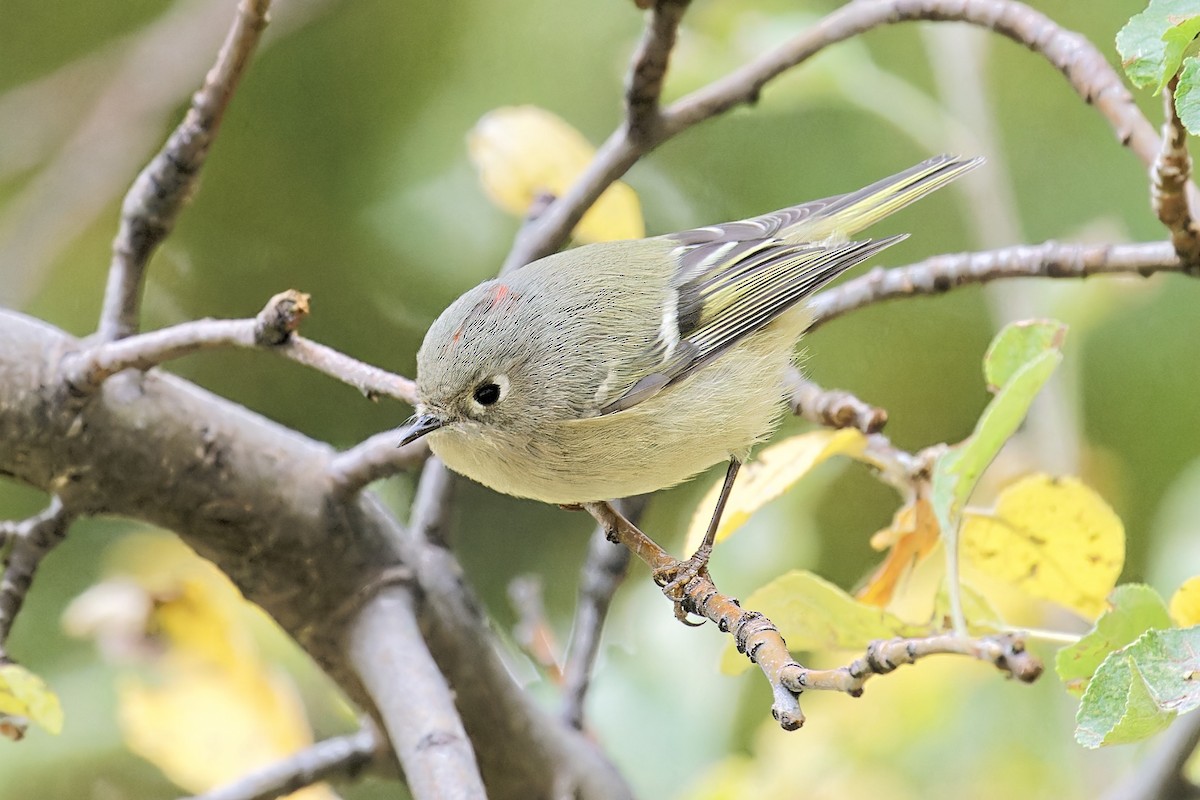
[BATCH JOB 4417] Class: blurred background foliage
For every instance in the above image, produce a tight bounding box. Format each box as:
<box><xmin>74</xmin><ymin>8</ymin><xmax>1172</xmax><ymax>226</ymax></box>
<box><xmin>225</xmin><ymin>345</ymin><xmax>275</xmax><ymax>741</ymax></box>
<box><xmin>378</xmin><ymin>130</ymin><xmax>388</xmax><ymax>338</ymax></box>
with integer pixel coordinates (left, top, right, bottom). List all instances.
<box><xmin>1</xmin><ymin>0</ymin><xmax>1198</xmax><ymax>797</ymax></box>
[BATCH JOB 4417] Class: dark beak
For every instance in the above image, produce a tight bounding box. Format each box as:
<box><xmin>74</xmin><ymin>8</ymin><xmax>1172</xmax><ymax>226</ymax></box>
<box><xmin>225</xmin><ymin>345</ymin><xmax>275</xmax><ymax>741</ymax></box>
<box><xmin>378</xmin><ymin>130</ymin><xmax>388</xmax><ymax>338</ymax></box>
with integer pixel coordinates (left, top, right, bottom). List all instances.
<box><xmin>398</xmin><ymin>413</ymin><xmax>444</xmax><ymax>447</ymax></box>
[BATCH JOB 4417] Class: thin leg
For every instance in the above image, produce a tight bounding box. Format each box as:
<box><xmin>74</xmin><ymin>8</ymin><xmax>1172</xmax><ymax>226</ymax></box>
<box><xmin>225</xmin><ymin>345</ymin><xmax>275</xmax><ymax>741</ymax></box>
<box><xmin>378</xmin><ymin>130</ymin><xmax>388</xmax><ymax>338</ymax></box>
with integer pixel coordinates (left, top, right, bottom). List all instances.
<box><xmin>655</xmin><ymin>458</ymin><xmax>741</xmax><ymax>604</ymax></box>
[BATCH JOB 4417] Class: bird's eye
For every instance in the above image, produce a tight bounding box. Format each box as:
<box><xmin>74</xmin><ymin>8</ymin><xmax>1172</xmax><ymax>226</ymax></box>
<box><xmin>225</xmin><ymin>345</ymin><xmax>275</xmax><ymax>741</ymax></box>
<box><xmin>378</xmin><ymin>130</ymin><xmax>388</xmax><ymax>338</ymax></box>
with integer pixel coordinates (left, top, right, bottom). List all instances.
<box><xmin>473</xmin><ymin>382</ymin><xmax>502</xmax><ymax>406</ymax></box>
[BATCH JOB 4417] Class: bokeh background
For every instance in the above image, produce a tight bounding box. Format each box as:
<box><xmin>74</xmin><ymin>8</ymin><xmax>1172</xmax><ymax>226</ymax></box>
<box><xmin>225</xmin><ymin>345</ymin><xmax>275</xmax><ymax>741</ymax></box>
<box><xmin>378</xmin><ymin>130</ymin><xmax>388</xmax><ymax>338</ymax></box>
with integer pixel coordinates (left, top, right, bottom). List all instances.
<box><xmin>2</xmin><ymin>0</ymin><xmax>1198</xmax><ymax>797</ymax></box>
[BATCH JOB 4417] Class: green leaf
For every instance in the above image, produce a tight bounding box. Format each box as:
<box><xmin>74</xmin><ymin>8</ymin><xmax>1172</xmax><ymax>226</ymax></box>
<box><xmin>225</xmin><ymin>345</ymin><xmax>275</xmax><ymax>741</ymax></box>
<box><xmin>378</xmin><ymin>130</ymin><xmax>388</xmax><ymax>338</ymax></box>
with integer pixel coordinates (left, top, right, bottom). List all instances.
<box><xmin>1116</xmin><ymin>1</ymin><xmax>1200</xmax><ymax>90</ymax></box>
<box><xmin>1175</xmin><ymin>57</ymin><xmax>1200</xmax><ymax>134</ymax></box>
<box><xmin>983</xmin><ymin>319</ymin><xmax>1068</xmax><ymax>391</ymax></box>
<box><xmin>1160</xmin><ymin>15</ymin><xmax>1200</xmax><ymax>90</ymax></box>
<box><xmin>932</xmin><ymin>346</ymin><xmax>1063</xmax><ymax>540</ymax></box>
<box><xmin>1076</xmin><ymin>626</ymin><xmax>1200</xmax><ymax>748</ymax></box>
<box><xmin>1057</xmin><ymin>584</ymin><xmax>1172</xmax><ymax>695</ymax></box>
<box><xmin>720</xmin><ymin>570</ymin><xmax>924</xmax><ymax>674</ymax></box>
<box><xmin>0</xmin><ymin>664</ymin><xmax>63</xmax><ymax>736</ymax></box>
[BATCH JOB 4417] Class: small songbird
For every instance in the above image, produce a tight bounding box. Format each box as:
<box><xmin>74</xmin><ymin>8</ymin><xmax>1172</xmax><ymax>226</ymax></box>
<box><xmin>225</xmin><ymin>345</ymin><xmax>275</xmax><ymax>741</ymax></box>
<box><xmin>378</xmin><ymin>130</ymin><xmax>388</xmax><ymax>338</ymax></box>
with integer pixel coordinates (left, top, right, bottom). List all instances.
<box><xmin>401</xmin><ymin>155</ymin><xmax>980</xmax><ymax>579</ymax></box>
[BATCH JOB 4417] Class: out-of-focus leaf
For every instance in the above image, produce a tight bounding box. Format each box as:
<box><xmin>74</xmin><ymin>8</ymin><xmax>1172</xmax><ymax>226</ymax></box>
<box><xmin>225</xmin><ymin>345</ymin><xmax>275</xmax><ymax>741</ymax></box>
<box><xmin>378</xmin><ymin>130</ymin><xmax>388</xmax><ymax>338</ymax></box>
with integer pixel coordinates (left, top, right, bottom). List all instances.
<box><xmin>1056</xmin><ymin>584</ymin><xmax>1171</xmax><ymax>695</ymax></box>
<box><xmin>468</xmin><ymin>105</ymin><xmax>644</xmax><ymax>243</ymax></box>
<box><xmin>720</xmin><ymin>570</ymin><xmax>924</xmax><ymax>674</ymax></box>
<box><xmin>962</xmin><ymin>474</ymin><xmax>1125</xmax><ymax>618</ymax></box>
<box><xmin>119</xmin><ymin>665</ymin><xmax>332</xmax><ymax>799</ymax></box>
<box><xmin>932</xmin><ymin>579</ymin><xmax>1005</xmax><ymax>634</ymax></box>
<box><xmin>685</xmin><ymin>428</ymin><xmax>867</xmax><ymax>552</ymax></box>
<box><xmin>1076</xmin><ymin>626</ymin><xmax>1200</xmax><ymax>747</ymax></box>
<box><xmin>64</xmin><ymin>533</ymin><xmax>334</xmax><ymax>797</ymax></box>
<box><xmin>0</xmin><ymin>664</ymin><xmax>62</xmax><ymax>736</ymax></box>
<box><xmin>1170</xmin><ymin>576</ymin><xmax>1200</xmax><ymax>626</ymax></box>
<box><xmin>858</xmin><ymin>496</ymin><xmax>940</xmax><ymax>608</ymax></box>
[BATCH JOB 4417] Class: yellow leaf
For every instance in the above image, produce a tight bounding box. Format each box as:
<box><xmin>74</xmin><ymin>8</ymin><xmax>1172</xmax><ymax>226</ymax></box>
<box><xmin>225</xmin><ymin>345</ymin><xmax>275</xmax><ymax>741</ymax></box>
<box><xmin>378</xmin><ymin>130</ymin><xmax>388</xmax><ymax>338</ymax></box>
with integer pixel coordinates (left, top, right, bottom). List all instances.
<box><xmin>857</xmin><ymin>496</ymin><xmax>940</xmax><ymax>608</ymax></box>
<box><xmin>0</xmin><ymin>664</ymin><xmax>63</xmax><ymax>735</ymax></box>
<box><xmin>961</xmin><ymin>474</ymin><xmax>1124</xmax><ymax>619</ymax></box>
<box><xmin>468</xmin><ymin>105</ymin><xmax>644</xmax><ymax>243</ymax></box>
<box><xmin>1170</xmin><ymin>576</ymin><xmax>1200</xmax><ymax>626</ymax></box>
<box><xmin>685</xmin><ymin>428</ymin><xmax>867</xmax><ymax>552</ymax></box>
<box><xmin>120</xmin><ymin>665</ymin><xmax>333</xmax><ymax>799</ymax></box>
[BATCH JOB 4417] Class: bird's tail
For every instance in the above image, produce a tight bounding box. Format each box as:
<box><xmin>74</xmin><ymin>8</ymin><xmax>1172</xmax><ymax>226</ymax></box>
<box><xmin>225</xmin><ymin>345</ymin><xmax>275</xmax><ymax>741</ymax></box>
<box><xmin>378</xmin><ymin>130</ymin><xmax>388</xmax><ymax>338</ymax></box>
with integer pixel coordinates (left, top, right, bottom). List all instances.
<box><xmin>776</xmin><ymin>154</ymin><xmax>983</xmax><ymax>244</ymax></box>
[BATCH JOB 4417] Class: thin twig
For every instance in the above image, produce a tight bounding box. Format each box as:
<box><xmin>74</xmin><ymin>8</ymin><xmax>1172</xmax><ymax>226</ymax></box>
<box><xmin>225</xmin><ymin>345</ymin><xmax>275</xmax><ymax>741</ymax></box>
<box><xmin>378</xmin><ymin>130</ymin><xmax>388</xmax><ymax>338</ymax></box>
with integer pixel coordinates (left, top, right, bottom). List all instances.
<box><xmin>792</xmin><ymin>632</ymin><xmax>1043</xmax><ymax>694</ymax></box>
<box><xmin>328</xmin><ymin>434</ymin><xmax>430</xmax><ymax>497</ymax></box>
<box><xmin>64</xmin><ymin>291</ymin><xmax>418</xmax><ymax>403</ymax></box>
<box><xmin>785</xmin><ymin>370</ymin><xmax>888</xmax><ymax>434</ymax></box>
<box><xmin>505</xmin><ymin>0</ymin><xmax>1169</xmax><ymax>272</ymax></box>
<box><xmin>98</xmin><ymin>0</ymin><xmax>271</xmax><ymax>341</ymax></box>
<box><xmin>509</xmin><ymin>575</ymin><xmax>565</xmax><ymax>681</ymax></box>
<box><xmin>807</xmin><ymin>240</ymin><xmax>1185</xmax><ymax>331</ymax></box>
<box><xmin>625</xmin><ymin>0</ymin><xmax>691</xmax><ymax>143</ymax></box>
<box><xmin>582</xmin><ymin>501</ymin><xmax>1041</xmax><ymax>730</ymax></box>
<box><xmin>183</xmin><ymin>727</ymin><xmax>381</xmax><ymax>800</ymax></box>
<box><xmin>0</xmin><ymin>497</ymin><xmax>75</xmax><ymax>659</ymax></box>
<box><xmin>561</xmin><ymin>495</ymin><xmax>646</xmax><ymax>730</ymax></box>
<box><xmin>1153</xmin><ymin>76</ymin><xmax>1200</xmax><ymax>273</ymax></box>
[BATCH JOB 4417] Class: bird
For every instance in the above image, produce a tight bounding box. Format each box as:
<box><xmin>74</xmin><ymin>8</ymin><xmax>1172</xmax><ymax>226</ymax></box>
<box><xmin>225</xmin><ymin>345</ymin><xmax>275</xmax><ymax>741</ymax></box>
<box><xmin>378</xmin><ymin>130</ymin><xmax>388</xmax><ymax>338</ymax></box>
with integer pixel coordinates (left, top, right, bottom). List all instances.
<box><xmin>400</xmin><ymin>154</ymin><xmax>980</xmax><ymax>587</ymax></box>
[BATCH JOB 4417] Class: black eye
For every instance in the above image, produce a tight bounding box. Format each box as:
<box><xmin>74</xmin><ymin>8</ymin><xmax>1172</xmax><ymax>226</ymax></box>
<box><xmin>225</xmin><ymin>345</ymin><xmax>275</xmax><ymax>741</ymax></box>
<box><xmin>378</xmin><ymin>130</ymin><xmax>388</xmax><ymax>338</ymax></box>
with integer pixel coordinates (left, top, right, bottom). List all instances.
<box><xmin>473</xmin><ymin>382</ymin><xmax>501</xmax><ymax>406</ymax></box>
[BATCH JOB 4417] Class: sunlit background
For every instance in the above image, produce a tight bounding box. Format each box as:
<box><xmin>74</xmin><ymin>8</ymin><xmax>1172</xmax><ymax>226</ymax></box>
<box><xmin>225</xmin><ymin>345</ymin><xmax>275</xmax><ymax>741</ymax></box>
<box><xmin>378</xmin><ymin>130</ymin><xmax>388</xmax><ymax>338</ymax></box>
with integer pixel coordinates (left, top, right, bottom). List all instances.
<box><xmin>2</xmin><ymin>0</ymin><xmax>1198</xmax><ymax>797</ymax></box>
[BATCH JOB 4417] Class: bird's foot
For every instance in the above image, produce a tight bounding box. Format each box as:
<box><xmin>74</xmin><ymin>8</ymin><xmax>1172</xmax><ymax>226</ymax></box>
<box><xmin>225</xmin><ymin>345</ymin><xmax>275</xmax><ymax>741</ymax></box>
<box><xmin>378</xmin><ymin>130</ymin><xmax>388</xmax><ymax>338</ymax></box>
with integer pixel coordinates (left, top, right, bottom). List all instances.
<box><xmin>653</xmin><ymin>544</ymin><xmax>712</xmax><ymax>626</ymax></box>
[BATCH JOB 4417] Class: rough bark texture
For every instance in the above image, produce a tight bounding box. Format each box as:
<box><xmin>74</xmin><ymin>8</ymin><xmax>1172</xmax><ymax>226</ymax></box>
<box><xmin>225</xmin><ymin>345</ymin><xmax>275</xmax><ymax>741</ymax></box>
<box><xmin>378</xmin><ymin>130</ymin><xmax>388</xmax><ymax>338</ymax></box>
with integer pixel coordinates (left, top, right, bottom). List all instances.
<box><xmin>0</xmin><ymin>308</ymin><xmax>628</xmax><ymax>799</ymax></box>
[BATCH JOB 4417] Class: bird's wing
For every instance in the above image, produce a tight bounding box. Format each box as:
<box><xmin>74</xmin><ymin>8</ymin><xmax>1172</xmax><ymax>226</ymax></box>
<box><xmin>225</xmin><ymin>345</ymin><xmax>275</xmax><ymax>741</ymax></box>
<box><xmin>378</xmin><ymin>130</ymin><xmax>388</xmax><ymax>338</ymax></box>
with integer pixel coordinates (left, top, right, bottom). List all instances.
<box><xmin>596</xmin><ymin>234</ymin><xmax>904</xmax><ymax>414</ymax></box>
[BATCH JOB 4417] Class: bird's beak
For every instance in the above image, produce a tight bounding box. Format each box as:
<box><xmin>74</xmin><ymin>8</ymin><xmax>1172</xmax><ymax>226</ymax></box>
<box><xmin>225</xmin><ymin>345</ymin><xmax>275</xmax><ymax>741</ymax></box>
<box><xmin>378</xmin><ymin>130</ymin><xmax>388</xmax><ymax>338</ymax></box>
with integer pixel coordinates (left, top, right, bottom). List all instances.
<box><xmin>398</xmin><ymin>413</ymin><xmax>445</xmax><ymax>447</ymax></box>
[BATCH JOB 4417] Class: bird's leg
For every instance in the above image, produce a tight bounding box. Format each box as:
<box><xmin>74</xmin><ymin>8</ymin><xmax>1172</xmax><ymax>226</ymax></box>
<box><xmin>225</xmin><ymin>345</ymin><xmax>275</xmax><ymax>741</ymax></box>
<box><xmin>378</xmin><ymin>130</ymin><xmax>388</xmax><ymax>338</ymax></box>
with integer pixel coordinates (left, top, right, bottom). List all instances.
<box><xmin>654</xmin><ymin>459</ymin><xmax>741</xmax><ymax>608</ymax></box>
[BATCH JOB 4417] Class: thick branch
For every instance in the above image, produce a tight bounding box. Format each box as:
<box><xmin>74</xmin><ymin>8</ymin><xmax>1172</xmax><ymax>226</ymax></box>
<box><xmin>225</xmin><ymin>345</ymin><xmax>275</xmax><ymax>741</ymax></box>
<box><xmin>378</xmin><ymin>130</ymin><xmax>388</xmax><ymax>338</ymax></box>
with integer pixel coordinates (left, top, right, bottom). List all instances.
<box><xmin>98</xmin><ymin>0</ymin><xmax>271</xmax><ymax>341</ymax></box>
<box><xmin>0</xmin><ymin>311</ymin><xmax>627</xmax><ymax>800</ymax></box>
<box><xmin>185</xmin><ymin>727</ymin><xmax>380</xmax><ymax>800</ymax></box>
<box><xmin>807</xmin><ymin>240</ymin><xmax>1185</xmax><ymax>330</ymax></box>
<box><xmin>399</xmin><ymin>460</ymin><xmax>634</xmax><ymax>798</ymax></box>
<box><xmin>347</xmin><ymin>584</ymin><xmax>487</xmax><ymax>800</ymax></box>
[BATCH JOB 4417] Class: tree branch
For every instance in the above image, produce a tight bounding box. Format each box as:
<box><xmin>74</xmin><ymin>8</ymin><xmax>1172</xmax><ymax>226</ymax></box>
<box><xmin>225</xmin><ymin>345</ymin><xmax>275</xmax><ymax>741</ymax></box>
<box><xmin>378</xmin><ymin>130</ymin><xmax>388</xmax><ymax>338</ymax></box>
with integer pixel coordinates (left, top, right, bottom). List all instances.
<box><xmin>792</xmin><ymin>632</ymin><xmax>1043</xmax><ymax>694</ymax></box>
<box><xmin>65</xmin><ymin>290</ymin><xmax>417</xmax><ymax>403</ymax></box>
<box><xmin>561</xmin><ymin>495</ymin><xmax>645</xmax><ymax>730</ymax></box>
<box><xmin>396</xmin><ymin>459</ymin><xmax>635</xmax><ymax>798</ymax></box>
<box><xmin>1153</xmin><ymin>76</ymin><xmax>1200</xmax><ymax>274</ymax></box>
<box><xmin>582</xmin><ymin>501</ymin><xmax>1041</xmax><ymax>730</ymax></box>
<box><xmin>98</xmin><ymin>0</ymin><xmax>271</xmax><ymax>341</ymax></box>
<box><xmin>347</xmin><ymin>584</ymin><xmax>487</xmax><ymax>800</ymax></box>
<box><xmin>624</xmin><ymin>0</ymin><xmax>691</xmax><ymax>143</ymax></box>
<box><xmin>807</xmin><ymin>241</ymin><xmax>1186</xmax><ymax>331</ymax></box>
<box><xmin>0</xmin><ymin>497</ymin><xmax>75</xmax><ymax>660</ymax></box>
<box><xmin>505</xmin><ymin>0</ymin><xmax>1167</xmax><ymax>272</ymax></box>
<box><xmin>785</xmin><ymin>370</ymin><xmax>889</xmax><ymax>434</ymax></box>
<box><xmin>184</xmin><ymin>727</ymin><xmax>380</xmax><ymax>800</ymax></box>
<box><xmin>328</xmin><ymin>434</ymin><xmax>429</xmax><ymax>497</ymax></box>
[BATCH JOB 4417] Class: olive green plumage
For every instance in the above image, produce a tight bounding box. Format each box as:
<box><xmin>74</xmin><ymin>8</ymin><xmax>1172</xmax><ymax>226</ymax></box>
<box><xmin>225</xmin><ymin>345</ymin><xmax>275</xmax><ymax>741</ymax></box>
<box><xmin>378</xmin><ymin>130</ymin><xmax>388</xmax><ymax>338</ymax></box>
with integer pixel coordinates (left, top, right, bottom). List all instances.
<box><xmin>408</xmin><ymin>155</ymin><xmax>981</xmax><ymax>503</ymax></box>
